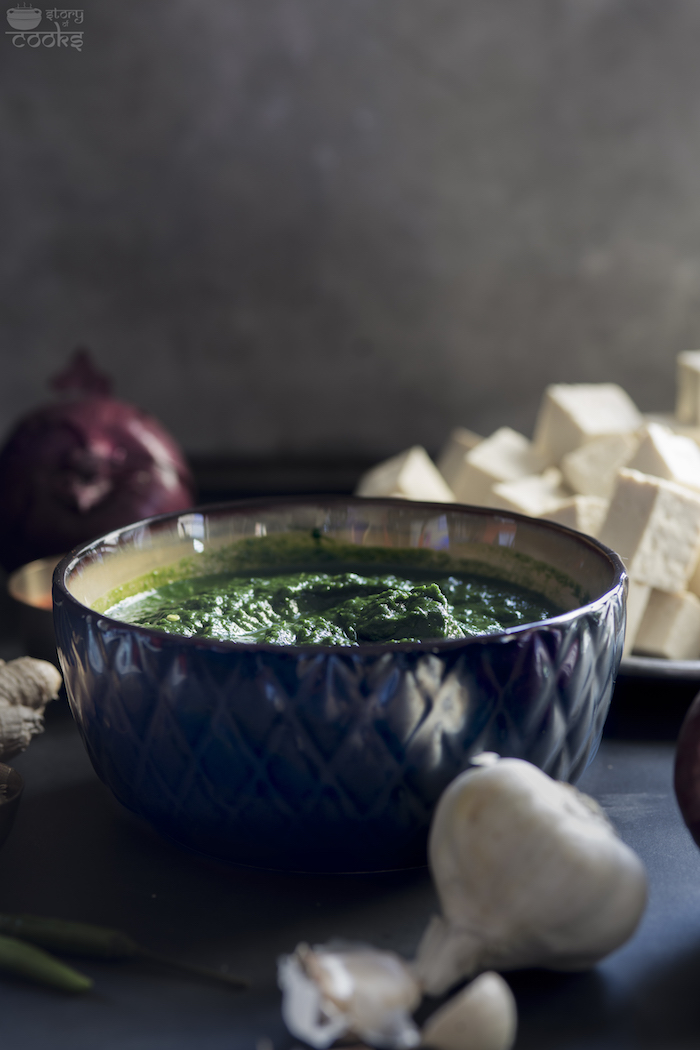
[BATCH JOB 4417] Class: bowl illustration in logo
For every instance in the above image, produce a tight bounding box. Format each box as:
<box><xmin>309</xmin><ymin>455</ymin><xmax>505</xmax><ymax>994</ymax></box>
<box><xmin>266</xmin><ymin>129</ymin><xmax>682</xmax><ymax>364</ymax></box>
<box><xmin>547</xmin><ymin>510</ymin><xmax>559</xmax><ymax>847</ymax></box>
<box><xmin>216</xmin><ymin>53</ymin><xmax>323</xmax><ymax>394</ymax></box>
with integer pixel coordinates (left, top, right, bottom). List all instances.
<box><xmin>6</xmin><ymin>7</ymin><xmax>43</xmax><ymax>30</ymax></box>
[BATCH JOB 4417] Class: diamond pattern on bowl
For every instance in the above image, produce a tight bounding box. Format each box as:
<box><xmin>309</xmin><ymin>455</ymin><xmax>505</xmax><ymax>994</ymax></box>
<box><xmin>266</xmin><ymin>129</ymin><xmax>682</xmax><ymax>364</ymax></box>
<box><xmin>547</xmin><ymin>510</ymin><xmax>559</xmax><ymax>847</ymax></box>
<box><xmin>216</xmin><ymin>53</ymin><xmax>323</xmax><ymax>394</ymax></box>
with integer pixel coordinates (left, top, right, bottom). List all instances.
<box><xmin>55</xmin><ymin>574</ymin><xmax>624</xmax><ymax>872</ymax></box>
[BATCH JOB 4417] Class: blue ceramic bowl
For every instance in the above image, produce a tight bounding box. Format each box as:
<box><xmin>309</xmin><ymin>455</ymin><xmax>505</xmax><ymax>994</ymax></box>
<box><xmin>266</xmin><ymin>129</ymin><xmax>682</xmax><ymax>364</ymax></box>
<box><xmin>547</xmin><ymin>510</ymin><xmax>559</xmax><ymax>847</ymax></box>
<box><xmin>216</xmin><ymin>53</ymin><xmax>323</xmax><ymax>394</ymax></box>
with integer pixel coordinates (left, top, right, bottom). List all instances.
<box><xmin>53</xmin><ymin>497</ymin><xmax>626</xmax><ymax>872</ymax></box>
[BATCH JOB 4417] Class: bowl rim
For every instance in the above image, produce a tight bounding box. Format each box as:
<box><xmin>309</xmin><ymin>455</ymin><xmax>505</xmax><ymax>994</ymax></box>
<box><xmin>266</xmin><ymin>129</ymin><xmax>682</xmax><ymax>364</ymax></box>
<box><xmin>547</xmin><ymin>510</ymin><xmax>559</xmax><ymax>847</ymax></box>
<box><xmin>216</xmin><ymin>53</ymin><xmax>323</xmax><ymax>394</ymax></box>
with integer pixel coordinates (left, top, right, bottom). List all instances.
<box><xmin>52</xmin><ymin>495</ymin><xmax>627</xmax><ymax>657</ymax></box>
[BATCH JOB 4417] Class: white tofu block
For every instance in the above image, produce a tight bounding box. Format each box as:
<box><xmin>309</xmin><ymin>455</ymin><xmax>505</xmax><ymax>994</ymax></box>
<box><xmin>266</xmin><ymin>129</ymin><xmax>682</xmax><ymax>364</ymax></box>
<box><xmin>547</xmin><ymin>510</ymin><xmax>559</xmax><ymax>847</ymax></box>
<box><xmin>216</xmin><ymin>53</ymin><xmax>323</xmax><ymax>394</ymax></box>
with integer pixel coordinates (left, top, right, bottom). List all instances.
<box><xmin>634</xmin><ymin>588</ymin><xmax>700</xmax><ymax>660</ymax></box>
<box><xmin>492</xmin><ymin>467</ymin><xmax>570</xmax><ymax>517</ymax></box>
<box><xmin>597</xmin><ymin>468</ymin><xmax>700</xmax><ymax>591</ymax></box>
<box><xmin>541</xmin><ymin>495</ymin><xmax>609</xmax><ymax>537</ymax></box>
<box><xmin>627</xmin><ymin>422</ymin><xmax>700</xmax><ymax>493</ymax></box>
<box><xmin>533</xmin><ymin>383</ymin><xmax>644</xmax><ymax>466</ymax></box>
<box><xmin>355</xmin><ymin>446</ymin><xmax>455</xmax><ymax>503</ymax></box>
<box><xmin>644</xmin><ymin>412</ymin><xmax>700</xmax><ymax>446</ymax></box>
<box><xmin>676</xmin><ymin>350</ymin><xmax>700</xmax><ymax>425</ymax></box>
<box><xmin>450</xmin><ymin>426</ymin><xmax>546</xmax><ymax>505</ymax></box>
<box><xmin>436</xmin><ymin>427</ymin><xmax>483</xmax><ymax>489</ymax></box>
<box><xmin>688</xmin><ymin>552</ymin><xmax>700</xmax><ymax>599</ymax></box>
<box><xmin>622</xmin><ymin>579</ymin><xmax>651</xmax><ymax>657</ymax></box>
<box><xmin>561</xmin><ymin>432</ymin><xmax>640</xmax><ymax>500</ymax></box>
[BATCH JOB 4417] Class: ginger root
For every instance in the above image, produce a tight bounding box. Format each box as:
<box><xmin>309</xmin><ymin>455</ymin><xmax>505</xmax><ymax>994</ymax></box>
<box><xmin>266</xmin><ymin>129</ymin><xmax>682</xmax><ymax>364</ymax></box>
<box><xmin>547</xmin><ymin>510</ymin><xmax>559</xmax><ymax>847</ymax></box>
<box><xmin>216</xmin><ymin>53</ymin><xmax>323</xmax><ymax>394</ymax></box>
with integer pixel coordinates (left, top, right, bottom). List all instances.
<box><xmin>0</xmin><ymin>658</ymin><xmax>62</xmax><ymax>763</ymax></box>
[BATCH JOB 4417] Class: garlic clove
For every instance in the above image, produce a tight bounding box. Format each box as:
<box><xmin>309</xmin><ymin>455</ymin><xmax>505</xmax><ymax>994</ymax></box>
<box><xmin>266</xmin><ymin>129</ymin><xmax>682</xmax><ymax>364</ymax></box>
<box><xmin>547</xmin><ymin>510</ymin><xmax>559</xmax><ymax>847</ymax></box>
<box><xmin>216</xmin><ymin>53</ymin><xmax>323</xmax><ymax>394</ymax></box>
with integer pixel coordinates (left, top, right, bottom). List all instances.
<box><xmin>278</xmin><ymin>947</ymin><xmax>347</xmax><ymax>1049</ymax></box>
<box><xmin>415</xmin><ymin>757</ymin><xmax>647</xmax><ymax>995</ymax></box>
<box><xmin>421</xmin><ymin>972</ymin><xmax>517</xmax><ymax>1050</ymax></box>
<box><xmin>278</xmin><ymin>942</ymin><xmax>422</xmax><ymax>1049</ymax></box>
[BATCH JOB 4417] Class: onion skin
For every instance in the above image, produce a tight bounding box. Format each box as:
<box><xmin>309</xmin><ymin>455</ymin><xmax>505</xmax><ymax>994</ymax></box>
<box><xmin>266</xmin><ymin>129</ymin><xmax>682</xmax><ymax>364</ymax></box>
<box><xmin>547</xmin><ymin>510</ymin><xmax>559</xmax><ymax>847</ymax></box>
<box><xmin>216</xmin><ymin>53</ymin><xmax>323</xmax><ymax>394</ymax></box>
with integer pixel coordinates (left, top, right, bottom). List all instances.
<box><xmin>674</xmin><ymin>691</ymin><xmax>700</xmax><ymax>847</ymax></box>
<box><xmin>0</xmin><ymin>389</ymin><xmax>195</xmax><ymax>572</ymax></box>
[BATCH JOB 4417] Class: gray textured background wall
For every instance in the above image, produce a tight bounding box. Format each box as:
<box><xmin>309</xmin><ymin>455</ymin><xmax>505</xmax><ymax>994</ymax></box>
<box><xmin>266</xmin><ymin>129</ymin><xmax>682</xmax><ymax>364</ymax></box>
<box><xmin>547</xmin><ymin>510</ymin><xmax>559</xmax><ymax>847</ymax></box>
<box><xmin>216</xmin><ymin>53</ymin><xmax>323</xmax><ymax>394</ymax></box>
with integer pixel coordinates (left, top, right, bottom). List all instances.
<box><xmin>2</xmin><ymin>0</ymin><xmax>700</xmax><ymax>460</ymax></box>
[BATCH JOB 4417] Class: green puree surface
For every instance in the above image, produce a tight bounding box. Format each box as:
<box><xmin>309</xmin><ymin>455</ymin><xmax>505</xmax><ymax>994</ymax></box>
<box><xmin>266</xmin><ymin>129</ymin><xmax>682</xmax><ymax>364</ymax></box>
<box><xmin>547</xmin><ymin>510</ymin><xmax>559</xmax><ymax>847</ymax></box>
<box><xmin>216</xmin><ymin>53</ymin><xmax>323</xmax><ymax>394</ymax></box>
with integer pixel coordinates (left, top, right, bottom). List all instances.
<box><xmin>105</xmin><ymin>568</ymin><xmax>558</xmax><ymax>646</ymax></box>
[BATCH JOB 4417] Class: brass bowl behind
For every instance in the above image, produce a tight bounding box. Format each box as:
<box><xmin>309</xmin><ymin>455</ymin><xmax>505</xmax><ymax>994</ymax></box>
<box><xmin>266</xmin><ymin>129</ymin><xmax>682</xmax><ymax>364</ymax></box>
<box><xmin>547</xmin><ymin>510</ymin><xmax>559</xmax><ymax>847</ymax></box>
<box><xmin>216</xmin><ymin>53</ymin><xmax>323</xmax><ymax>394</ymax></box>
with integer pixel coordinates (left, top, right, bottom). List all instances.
<box><xmin>0</xmin><ymin>764</ymin><xmax>24</xmax><ymax>850</ymax></box>
<box><xmin>7</xmin><ymin>555</ymin><xmax>62</xmax><ymax>665</ymax></box>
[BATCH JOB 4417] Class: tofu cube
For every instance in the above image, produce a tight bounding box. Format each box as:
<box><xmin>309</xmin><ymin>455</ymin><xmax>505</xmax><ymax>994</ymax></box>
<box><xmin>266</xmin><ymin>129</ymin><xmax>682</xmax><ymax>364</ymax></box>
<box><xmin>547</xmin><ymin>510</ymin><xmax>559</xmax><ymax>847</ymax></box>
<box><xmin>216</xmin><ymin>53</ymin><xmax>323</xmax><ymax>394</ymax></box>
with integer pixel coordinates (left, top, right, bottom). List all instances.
<box><xmin>436</xmin><ymin>427</ymin><xmax>483</xmax><ymax>489</ymax></box>
<box><xmin>644</xmin><ymin>412</ymin><xmax>700</xmax><ymax>446</ymax></box>
<box><xmin>533</xmin><ymin>383</ymin><xmax>643</xmax><ymax>466</ymax></box>
<box><xmin>627</xmin><ymin>422</ymin><xmax>700</xmax><ymax>493</ymax></box>
<box><xmin>597</xmin><ymin>468</ymin><xmax>700</xmax><ymax>591</ymax></box>
<box><xmin>492</xmin><ymin>467</ymin><xmax>570</xmax><ymax>517</ymax></box>
<box><xmin>676</xmin><ymin>351</ymin><xmax>700</xmax><ymax>425</ymax></box>
<box><xmin>688</xmin><ymin>552</ymin><xmax>700</xmax><ymax>599</ymax></box>
<box><xmin>623</xmin><ymin>579</ymin><xmax>652</xmax><ymax>657</ymax></box>
<box><xmin>561</xmin><ymin>432</ymin><xmax>640</xmax><ymax>500</ymax></box>
<box><xmin>355</xmin><ymin>446</ymin><xmax>455</xmax><ymax>502</ymax></box>
<box><xmin>634</xmin><ymin>589</ymin><xmax>700</xmax><ymax>660</ymax></box>
<box><xmin>541</xmin><ymin>495</ymin><xmax>609</xmax><ymax>537</ymax></box>
<box><xmin>449</xmin><ymin>427</ymin><xmax>545</xmax><ymax>505</ymax></box>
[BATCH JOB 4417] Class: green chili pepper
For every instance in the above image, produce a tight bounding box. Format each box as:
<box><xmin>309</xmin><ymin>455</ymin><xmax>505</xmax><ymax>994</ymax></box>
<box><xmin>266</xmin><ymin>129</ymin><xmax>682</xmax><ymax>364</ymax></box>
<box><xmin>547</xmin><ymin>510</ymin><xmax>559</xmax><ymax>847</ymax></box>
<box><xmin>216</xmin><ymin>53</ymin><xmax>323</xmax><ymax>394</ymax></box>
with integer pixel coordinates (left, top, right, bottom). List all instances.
<box><xmin>0</xmin><ymin>913</ymin><xmax>136</xmax><ymax>960</ymax></box>
<box><xmin>0</xmin><ymin>933</ymin><xmax>92</xmax><ymax>992</ymax></box>
<box><xmin>0</xmin><ymin>913</ymin><xmax>247</xmax><ymax>989</ymax></box>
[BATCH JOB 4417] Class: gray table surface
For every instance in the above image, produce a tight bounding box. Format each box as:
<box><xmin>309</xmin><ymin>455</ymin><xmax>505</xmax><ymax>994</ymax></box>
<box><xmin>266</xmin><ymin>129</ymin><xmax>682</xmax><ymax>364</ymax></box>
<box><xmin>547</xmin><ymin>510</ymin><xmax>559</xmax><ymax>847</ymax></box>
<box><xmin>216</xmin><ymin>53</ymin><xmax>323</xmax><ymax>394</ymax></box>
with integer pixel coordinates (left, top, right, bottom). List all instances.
<box><xmin>1</xmin><ymin>681</ymin><xmax>699</xmax><ymax>1050</ymax></box>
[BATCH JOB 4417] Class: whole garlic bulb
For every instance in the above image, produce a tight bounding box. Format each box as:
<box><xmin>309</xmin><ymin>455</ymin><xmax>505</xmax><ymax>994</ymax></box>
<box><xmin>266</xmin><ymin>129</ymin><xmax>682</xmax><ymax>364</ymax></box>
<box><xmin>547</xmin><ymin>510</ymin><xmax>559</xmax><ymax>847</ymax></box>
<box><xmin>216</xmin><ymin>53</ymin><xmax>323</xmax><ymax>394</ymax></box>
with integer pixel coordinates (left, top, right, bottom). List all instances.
<box><xmin>414</xmin><ymin>756</ymin><xmax>647</xmax><ymax>996</ymax></box>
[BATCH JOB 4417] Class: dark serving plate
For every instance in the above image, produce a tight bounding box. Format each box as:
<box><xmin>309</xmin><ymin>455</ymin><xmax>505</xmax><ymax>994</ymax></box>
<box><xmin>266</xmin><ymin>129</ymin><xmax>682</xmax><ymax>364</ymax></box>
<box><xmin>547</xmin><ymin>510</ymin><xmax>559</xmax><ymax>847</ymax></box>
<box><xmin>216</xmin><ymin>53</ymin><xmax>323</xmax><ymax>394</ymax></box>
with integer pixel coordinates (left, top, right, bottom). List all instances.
<box><xmin>620</xmin><ymin>654</ymin><xmax>700</xmax><ymax>680</ymax></box>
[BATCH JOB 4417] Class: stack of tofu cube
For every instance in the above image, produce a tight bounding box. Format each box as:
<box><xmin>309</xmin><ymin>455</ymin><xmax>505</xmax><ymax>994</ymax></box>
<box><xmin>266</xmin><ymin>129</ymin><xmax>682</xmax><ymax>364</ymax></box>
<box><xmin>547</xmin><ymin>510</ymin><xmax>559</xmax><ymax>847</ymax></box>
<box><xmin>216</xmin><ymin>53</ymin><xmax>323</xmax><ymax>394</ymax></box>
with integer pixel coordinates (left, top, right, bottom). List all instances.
<box><xmin>355</xmin><ymin>351</ymin><xmax>700</xmax><ymax>660</ymax></box>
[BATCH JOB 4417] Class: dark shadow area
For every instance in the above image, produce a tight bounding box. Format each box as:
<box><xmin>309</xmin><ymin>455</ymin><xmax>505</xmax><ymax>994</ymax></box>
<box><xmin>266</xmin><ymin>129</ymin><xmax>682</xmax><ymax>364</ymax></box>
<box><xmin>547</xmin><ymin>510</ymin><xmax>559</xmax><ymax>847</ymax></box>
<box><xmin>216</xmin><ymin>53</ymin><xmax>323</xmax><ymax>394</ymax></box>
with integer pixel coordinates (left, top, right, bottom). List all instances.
<box><xmin>0</xmin><ymin>768</ymin><xmax>435</xmax><ymax>976</ymax></box>
<box><xmin>189</xmin><ymin>456</ymin><xmax>373</xmax><ymax>505</ymax></box>
<box><xmin>604</xmin><ymin>939</ymin><xmax>700</xmax><ymax>1050</ymax></box>
<box><xmin>606</xmin><ymin>674</ymin><xmax>699</xmax><ymax>742</ymax></box>
<box><xmin>508</xmin><ymin>968</ymin><xmax>618</xmax><ymax>1050</ymax></box>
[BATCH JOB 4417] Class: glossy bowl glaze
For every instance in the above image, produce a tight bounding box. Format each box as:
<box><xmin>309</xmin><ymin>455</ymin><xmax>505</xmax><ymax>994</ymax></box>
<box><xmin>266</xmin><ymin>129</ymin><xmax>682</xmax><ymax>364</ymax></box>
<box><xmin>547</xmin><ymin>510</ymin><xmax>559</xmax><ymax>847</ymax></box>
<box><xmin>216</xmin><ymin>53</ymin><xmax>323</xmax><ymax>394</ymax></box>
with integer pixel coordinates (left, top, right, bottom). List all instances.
<box><xmin>53</xmin><ymin>497</ymin><xmax>626</xmax><ymax>872</ymax></box>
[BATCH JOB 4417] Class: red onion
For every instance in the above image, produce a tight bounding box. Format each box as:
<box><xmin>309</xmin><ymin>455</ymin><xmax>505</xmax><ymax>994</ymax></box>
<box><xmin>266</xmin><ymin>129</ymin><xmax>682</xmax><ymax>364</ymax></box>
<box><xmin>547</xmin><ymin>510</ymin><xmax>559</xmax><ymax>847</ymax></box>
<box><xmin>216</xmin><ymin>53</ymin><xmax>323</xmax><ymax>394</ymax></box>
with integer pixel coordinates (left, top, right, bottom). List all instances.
<box><xmin>0</xmin><ymin>350</ymin><xmax>195</xmax><ymax>571</ymax></box>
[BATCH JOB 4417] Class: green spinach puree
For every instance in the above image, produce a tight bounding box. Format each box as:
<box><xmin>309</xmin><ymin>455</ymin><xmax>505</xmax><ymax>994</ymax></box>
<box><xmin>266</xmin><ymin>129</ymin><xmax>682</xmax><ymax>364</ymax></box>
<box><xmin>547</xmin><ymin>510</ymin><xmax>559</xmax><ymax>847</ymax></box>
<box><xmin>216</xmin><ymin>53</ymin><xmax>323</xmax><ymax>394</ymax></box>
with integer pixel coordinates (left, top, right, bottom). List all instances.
<box><xmin>106</xmin><ymin>568</ymin><xmax>557</xmax><ymax>645</ymax></box>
